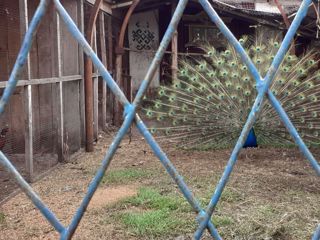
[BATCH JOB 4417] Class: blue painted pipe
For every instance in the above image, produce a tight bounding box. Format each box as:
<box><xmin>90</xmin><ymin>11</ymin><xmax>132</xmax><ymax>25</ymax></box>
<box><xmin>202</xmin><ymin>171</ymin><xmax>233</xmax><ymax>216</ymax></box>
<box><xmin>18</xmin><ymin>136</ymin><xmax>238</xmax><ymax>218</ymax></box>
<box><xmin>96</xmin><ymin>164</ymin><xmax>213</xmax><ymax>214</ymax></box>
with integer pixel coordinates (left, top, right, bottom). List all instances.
<box><xmin>195</xmin><ymin>0</ymin><xmax>314</xmax><ymax>239</ymax></box>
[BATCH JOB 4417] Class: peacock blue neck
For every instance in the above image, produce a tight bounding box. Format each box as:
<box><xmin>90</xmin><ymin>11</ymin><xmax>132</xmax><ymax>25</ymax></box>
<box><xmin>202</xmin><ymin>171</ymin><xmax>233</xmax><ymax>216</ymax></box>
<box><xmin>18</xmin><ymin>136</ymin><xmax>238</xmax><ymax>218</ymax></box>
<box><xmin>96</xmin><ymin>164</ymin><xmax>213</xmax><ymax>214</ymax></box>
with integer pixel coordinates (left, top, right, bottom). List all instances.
<box><xmin>243</xmin><ymin>128</ymin><xmax>258</xmax><ymax>148</ymax></box>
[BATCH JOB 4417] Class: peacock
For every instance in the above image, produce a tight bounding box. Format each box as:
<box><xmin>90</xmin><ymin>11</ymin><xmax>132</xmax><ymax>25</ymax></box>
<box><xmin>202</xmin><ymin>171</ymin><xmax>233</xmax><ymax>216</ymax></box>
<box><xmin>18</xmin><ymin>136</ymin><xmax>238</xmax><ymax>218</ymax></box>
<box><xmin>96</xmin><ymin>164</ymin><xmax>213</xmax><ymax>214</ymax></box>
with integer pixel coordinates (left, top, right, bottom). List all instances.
<box><xmin>143</xmin><ymin>34</ymin><xmax>320</xmax><ymax>150</ymax></box>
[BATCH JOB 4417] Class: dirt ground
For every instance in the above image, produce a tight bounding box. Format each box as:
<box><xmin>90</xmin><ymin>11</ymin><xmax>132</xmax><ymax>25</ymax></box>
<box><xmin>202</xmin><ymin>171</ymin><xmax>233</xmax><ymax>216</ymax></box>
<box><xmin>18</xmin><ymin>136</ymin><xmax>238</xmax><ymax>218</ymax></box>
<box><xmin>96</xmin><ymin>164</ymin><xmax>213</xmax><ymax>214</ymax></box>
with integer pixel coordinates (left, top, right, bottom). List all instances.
<box><xmin>0</xmin><ymin>128</ymin><xmax>319</xmax><ymax>239</ymax></box>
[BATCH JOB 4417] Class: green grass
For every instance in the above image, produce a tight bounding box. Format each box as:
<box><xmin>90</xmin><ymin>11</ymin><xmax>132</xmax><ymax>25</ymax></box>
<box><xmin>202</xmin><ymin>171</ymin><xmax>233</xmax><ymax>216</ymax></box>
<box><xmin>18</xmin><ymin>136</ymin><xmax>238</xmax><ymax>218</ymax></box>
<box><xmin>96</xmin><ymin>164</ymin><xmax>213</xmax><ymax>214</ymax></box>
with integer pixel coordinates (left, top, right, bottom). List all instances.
<box><xmin>0</xmin><ymin>212</ymin><xmax>5</xmax><ymax>225</ymax></box>
<box><xmin>114</xmin><ymin>187</ymin><xmax>235</xmax><ymax>237</ymax></box>
<box><xmin>115</xmin><ymin>187</ymin><xmax>193</xmax><ymax>237</ymax></box>
<box><xmin>120</xmin><ymin>209</ymin><xmax>181</xmax><ymax>236</ymax></box>
<box><xmin>102</xmin><ymin>168</ymin><xmax>152</xmax><ymax>184</ymax></box>
<box><xmin>123</xmin><ymin>187</ymin><xmax>189</xmax><ymax>211</ymax></box>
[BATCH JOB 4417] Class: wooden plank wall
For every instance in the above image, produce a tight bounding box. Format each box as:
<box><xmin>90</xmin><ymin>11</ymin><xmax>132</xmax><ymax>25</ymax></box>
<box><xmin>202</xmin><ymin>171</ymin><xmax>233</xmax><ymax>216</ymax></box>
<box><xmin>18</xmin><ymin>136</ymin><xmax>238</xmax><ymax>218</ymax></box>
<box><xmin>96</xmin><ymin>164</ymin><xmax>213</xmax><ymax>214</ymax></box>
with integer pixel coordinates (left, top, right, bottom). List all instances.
<box><xmin>0</xmin><ymin>0</ymin><xmax>25</xmax><ymax>154</ymax></box>
<box><xmin>0</xmin><ymin>0</ymin><xmax>114</xmax><ymax>179</ymax></box>
<box><xmin>61</xmin><ymin>0</ymin><xmax>81</xmax><ymax>154</ymax></box>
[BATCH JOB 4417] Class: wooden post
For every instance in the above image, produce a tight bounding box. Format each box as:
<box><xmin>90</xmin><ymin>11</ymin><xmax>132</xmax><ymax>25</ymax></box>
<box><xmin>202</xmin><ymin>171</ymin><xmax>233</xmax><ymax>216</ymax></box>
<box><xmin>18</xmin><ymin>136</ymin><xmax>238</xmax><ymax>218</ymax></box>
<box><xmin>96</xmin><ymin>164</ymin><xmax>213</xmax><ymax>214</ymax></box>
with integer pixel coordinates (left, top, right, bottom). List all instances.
<box><xmin>84</xmin><ymin>0</ymin><xmax>103</xmax><ymax>152</ymax></box>
<box><xmin>19</xmin><ymin>0</ymin><xmax>33</xmax><ymax>181</ymax></box>
<box><xmin>107</xmin><ymin>15</ymin><xmax>114</xmax><ymax>124</ymax></box>
<box><xmin>78</xmin><ymin>0</ymin><xmax>86</xmax><ymax>147</ymax></box>
<box><xmin>171</xmin><ymin>0</ymin><xmax>178</xmax><ymax>80</ymax></box>
<box><xmin>56</xmin><ymin>13</ymin><xmax>64</xmax><ymax>162</ymax></box>
<box><xmin>93</xmin><ymin>27</ymin><xmax>99</xmax><ymax>140</ymax></box>
<box><xmin>99</xmin><ymin>12</ymin><xmax>107</xmax><ymax>131</ymax></box>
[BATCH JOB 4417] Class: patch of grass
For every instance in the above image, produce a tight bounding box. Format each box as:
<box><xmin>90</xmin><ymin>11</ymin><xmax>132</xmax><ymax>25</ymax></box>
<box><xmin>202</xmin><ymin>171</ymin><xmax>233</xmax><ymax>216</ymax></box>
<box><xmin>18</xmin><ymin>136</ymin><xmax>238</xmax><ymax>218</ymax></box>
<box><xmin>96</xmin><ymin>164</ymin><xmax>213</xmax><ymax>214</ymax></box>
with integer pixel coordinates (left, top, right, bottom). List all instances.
<box><xmin>120</xmin><ymin>209</ymin><xmax>181</xmax><ymax>236</ymax></box>
<box><xmin>115</xmin><ymin>187</ymin><xmax>193</xmax><ymax>237</ymax></box>
<box><xmin>102</xmin><ymin>168</ymin><xmax>152</xmax><ymax>184</ymax></box>
<box><xmin>0</xmin><ymin>212</ymin><xmax>5</xmax><ymax>224</ymax></box>
<box><xmin>123</xmin><ymin>187</ymin><xmax>189</xmax><ymax>211</ymax></box>
<box><xmin>212</xmin><ymin>215</ymin><xmax>233</xmax><ymax>227</ymax></box>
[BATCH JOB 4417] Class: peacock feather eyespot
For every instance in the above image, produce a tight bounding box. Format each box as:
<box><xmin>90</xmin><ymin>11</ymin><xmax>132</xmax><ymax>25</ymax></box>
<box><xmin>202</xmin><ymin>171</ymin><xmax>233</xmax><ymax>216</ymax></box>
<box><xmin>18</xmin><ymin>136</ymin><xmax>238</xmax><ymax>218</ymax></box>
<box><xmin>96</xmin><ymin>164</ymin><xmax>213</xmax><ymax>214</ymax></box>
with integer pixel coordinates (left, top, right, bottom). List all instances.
<box><xmin>165</xmin><ymin>129</ymin><xmax>171</xmax><ymax>136</ymax></box>
<box><xmin>292</xmin><ymin>80</ymin><xmax>300</xmax><ymax>87</ymax></box>
<box><xmin>308</xmin><ymin>123</ymin><xmax>314</xmax><ymax>129</ymax></box>
<box><xmin>241</xmin><ymin>65</ymin><xmax>248</xmax><ymax>71</ymax></box>
<box><xmin>310</xmin><ymin>95</ymin><xmax>317</xmax><ymax>102</ymax></box>
<box><xmin>224</xmin><ymin>49</ymin><xmax>231</xmax><ymax>56</ymax></box>
<box><xmin>154</xmin><ymin>101</ymin><xmax>162</xmax><ymax>109</ymax></box>
<box><xmin>312</xmin><ymin>111</ymin><xmax>318</xmax><ymax>118</ymax></box>
<box><xmin>236</xmin><ymin>85</ymin><xmax>242</xmax><ymax>91</ymax></box>
<box><xmin>158</xmin><ymin>88</ymin><xmax>166</xmax><ymax>96</ymax></box>
<box><xmin>146</xmin><ymin>109</ymin><xmax>154</xmax><ymax>118</ymax></box>
<box><xmin>273</xmin><ymin>41</ymin><xmax>279</xmax><ymax>48</ymax></box>
<box><xmin>157</xmin><ymin>114</ymin><xmax>164</xmax><ymax>121</ymax></box>
<box><xmin>219</xmin><ymin>93</ymin><xmax>225</xmax><ymax>100</ymax></box>
<box><xmin>314</xmin><ymin>131</ymin><xmax>319</xmax><ymax>137</ymax></box>
<box><xmin>183</xmin><ymin>116</ymin><xmax>188</xmax><ymax>122</ymax></box>
<box><xmin>168</xmin><ymin>109</ymin><xmax>175</xmax><ymax>117</ymax></box>
<box><xmin>308</xmin><ymin>59</ymin><xmax>316</xmax><ymax>66</ymax></box>
<box><xmin>187</xmin><ymin>87</ymin><xmax>193</xmax><ymax>93</ymax></box>
<box><xmin>150</xmin><ymin>128</ymin><xmax>157</xmax><ymax>134</ymax></box>
<box><xmin>232</xmin><ymin>73</ymin><xmax>238</xmax><ymax>78</ymax></box>
<box><xmin>168</xmin><ymin>94</ymin><xmax>176</xmax><ymax>102</ymax></box>
<box><xmin>194</xmin><ymin>97</ymin><xmax>200</xmax><ymax>104</ymax></box>
<box><xmin>282</xmin><ymin>66</ymin><xmax>290</xmax><ymax>72</ymax></box>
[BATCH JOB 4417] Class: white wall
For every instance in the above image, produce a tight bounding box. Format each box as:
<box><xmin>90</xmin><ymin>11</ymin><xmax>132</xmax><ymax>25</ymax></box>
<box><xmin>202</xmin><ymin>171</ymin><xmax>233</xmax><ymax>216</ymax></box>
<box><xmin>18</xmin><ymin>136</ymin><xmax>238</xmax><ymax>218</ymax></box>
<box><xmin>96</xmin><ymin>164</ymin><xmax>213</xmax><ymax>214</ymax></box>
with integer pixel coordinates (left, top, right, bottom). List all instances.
<box><xmin>128</xmin><ymin>10</ymin><xmax>160</xmax><ymax>92</ymax></box>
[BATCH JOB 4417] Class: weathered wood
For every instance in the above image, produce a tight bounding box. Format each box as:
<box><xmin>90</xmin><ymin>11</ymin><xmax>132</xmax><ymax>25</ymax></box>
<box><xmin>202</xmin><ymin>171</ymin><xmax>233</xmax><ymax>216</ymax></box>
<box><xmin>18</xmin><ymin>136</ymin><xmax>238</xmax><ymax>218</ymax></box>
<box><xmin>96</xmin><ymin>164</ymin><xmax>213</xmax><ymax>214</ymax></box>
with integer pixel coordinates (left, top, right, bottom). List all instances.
<box><xmin>78</xmin><ymin>0</ymin><xmax>86</xmax><ymax>147</ymax></box>
<box><xmin>85</xmin><ymin>0</ymin><xmax>112</xmax><ymax>14</ymax></box>
<box><xmin>106</xmin><ymin>15</ymin><xmax>114</xmax><ymax>124</ymax></box>
<box><xmin>20</xmin><ymin>0</ymin><xmax>33</xmax><ymax>181</ymax></box>
<box><xmin>61</xmin><ymin>0</ymin><xmax>79</xmax><ymax>76</ymax></box>
<box><xmin>93</xmin><ymin>77</ymin><xmax>99</xmax><ymax>139</ymax></box>
<box><xmin>24</xmin><ymin>85</ymin><xmax>33</xmax><ymax>181</ymax></box>
<box><xmin>93</xmin><ymin>27</ymin><xmax>99</xmax><ymax>139</ymax></box>
<box><xmin>0</xmin><ymin>75</ymin><xmax>83</xmax><ymax>88</ymax></box>
<box><xmin>84</xmin><ymin>0</ymin><xmax>103</xmax><ymax>152</ymax></box>
<box><xmin>99</xmin><ymin>12</ymin><xmax>107</xmax><ymax>131</ymax></box>
<box><xmin>171</xmin><ymin>0</ymin><xmax>178</xmax><ymax>80</ymax></box>
<box><xmin>56</xmin><ymin>13</ymin><xmax>64</xmax><ymax>162</ymax></box>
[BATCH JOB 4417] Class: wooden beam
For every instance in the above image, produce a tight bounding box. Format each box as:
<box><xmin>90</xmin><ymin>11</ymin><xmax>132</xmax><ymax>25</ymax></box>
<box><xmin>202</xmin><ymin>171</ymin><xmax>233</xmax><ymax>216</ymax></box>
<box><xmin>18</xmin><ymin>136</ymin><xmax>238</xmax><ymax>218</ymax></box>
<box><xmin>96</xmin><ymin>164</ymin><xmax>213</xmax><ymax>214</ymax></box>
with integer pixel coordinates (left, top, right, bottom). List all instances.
<box><xmin>56</xmin><ymin>13</ymin><xmax>64</xmax><ymax>162</ymax></box>
<box><xmin>86</xmin><ymin>0</ymin><xmax>112</xmax><ymax>14</ymax></box>
<box><xmin>107</xmin><ymin>15</ymin><xmax>114</xmax><ymax>124</ymax></box>
<box><xmin>99</xmin><ymin>12</ymin><xmax>107</xmax><ymax>131</ymax></box>
<box><xmin>78</xmin><ymin>0</ymin><xmax>86</xmax><ymax>147</ymax></box>
<box><xmin>93</xmin><ymin>27</ymin><xmax>99</xmax><ymax>140</ymax></box>
<box><xmin>0</xmin><ymin>75</ymin><xmax>82</xmax><ymax>88</ymax></box>
<box><xmin>19</xmin><ymin>0</ymin><xmax>34</xmax><ymax>182</ymax></box>
<box><xmin>171</xmin><ymin>0</ymin><xmax>178</xmax><ymax>81</ymax></box>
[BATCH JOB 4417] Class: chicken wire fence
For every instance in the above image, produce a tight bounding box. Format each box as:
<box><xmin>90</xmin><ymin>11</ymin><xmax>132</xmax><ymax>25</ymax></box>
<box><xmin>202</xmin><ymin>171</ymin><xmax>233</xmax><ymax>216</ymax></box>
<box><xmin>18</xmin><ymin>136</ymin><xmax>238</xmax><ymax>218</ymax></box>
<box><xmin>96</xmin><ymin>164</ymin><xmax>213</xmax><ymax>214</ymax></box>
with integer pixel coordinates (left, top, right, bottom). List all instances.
<box><xmin>0</xmin><ymin>0</ymin><xmax>84</xmax><ymax>201</ymax></box>
<box><xmin>0</xmin><ymin>0</ymin><xmax>319</xmax><ymax>240</ymax></box>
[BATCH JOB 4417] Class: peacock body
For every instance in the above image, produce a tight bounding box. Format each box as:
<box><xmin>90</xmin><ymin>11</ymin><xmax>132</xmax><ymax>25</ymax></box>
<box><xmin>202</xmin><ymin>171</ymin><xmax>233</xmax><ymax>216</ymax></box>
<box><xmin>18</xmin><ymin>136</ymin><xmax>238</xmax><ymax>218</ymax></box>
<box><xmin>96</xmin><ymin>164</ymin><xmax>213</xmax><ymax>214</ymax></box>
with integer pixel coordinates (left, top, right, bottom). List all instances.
<box><xmin>143</xmin><ymin>34</ymin><xmax>320</xmax><ymax>150</ymax></box>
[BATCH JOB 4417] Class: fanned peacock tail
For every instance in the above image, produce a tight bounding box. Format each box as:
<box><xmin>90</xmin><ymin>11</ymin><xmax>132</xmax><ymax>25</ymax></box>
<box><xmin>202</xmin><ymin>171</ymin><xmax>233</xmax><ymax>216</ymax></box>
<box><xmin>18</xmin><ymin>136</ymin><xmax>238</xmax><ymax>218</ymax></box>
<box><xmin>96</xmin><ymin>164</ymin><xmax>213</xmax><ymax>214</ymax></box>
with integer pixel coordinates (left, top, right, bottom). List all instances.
<box><xmin>143</xmin><ymin>34</ymin><xmax>320</xmax><ymax>149</ymax></box>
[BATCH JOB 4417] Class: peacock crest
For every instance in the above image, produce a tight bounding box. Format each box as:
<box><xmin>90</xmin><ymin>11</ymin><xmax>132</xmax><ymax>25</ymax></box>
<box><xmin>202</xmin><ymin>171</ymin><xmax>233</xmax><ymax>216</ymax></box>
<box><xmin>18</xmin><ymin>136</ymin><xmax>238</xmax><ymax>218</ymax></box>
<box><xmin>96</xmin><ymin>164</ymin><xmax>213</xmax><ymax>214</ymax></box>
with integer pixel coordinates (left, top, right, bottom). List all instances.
<box><xmin>143</xmin><ymin>34</ymin><xmax>320</xmax><ymax>149</ymax></box>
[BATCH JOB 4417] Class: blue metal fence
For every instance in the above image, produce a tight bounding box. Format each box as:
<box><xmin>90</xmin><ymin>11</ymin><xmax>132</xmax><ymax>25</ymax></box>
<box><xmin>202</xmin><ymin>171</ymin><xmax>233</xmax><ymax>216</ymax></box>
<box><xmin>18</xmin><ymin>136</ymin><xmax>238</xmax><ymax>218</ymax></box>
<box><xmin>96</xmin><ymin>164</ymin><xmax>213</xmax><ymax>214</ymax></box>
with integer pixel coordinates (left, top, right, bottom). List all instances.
<box><xmin>0</xmin><ymin>0</ymin><xmax>319</xmax><ymax>239</ymax></box>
